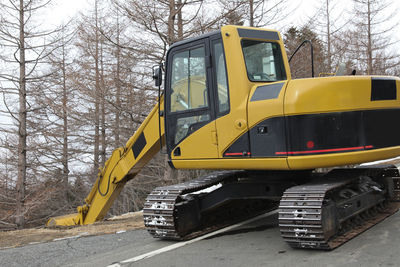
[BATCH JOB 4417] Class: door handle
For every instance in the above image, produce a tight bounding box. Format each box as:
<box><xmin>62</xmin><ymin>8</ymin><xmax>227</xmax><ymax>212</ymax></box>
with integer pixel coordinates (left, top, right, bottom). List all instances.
<box><xmin>211</xmin><ymin>130</ymin><xmax>217</xmax><ymax>145</ymax></box>
<box><xmin>234</xmin><ymin>119</ymin><xmax>247</xmax><ymax>130</ymax></box>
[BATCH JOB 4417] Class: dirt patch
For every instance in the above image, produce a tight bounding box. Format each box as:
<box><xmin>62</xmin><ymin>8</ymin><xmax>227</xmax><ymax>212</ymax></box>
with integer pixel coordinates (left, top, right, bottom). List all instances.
<box><xmin>0</xmin><ymin>211</ymin><xmax>144</xmax><ymax>249</ymax></box>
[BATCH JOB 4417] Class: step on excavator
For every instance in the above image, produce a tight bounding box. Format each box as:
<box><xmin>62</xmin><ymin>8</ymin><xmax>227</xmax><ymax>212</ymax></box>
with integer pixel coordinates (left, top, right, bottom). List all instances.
<box><xmin>47</xmin><ymin>25</ymin><xmax>400</xmax><ymax>250</ymax></box>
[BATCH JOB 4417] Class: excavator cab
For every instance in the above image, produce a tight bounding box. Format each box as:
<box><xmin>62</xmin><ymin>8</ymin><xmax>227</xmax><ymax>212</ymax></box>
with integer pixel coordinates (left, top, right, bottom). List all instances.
<box><xmin>163</xmin><ymin>26</ymin><xmax>294</xmax><ymax>170</ymax></box>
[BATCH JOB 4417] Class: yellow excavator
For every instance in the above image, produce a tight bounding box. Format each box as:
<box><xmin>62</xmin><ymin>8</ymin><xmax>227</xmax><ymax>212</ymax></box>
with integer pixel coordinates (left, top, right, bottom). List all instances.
<box><xmin>47</xmin><ymin>25</ymin><xmax>400</xmax><ymax>249</ymax></box>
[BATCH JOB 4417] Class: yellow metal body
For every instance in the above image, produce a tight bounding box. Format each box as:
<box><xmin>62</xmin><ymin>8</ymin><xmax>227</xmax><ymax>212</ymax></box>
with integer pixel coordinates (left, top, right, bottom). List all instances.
<box><xmin>284</xmin><ymin>77</ymin><xmax>400</xmax><ymax>169</ymax></box>
<box><xmin>171</xmin><ymin>25</ymin><xmax>400</xmax><ymax>170</ymax></box>
<box><xmin>173</xmin><ymin>75</ymin><xmax>400</xmax><ymax>170</ymax></box>
<box><xmin>48</xmin><ymin>25</ymin><xmax>400</xmax><ymax>227</ymax></box>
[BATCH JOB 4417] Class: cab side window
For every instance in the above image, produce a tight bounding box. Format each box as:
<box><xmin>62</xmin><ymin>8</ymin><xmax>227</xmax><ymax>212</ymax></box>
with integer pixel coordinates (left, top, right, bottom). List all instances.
<box><xmin>212</xmin><ymin>40</ymin><xmax>229</xmax><ymax>115</ymax></box>
<box><xmin>241</xmin><ymin>40</ymin><xmax>286</xmax><ymax>82</ymax></box>
<box><xmin>170</xmin><ymin>47</ymin><xmax>208</xmax><ymax>112</ymax></box>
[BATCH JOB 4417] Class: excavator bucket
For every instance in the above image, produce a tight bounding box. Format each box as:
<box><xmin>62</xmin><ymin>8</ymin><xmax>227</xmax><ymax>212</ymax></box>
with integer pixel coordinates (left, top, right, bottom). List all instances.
<box><xmin>46</xmin><ymin>213</ymin><xmax>81</xmax><ymax>227</ymax></box>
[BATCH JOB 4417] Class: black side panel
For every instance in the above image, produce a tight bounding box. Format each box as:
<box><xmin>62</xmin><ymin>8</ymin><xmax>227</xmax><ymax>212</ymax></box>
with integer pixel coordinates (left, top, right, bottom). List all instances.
<box><xmin>286</xmin><ymin>109</ymin><xmax>400</xmax><ymax>156</ymax></box>
<box><xmin>237</xmin><ymin>28</ymin><xmax>279</xmax><ymax>40</ymax></box>
<box><xmin>286</xmin><ymin>112</ymin><xmax>364</xmax><ymax>152</ymax></box>
<box><xmin>371</xmin><ymin>78</ymin><xmax>397</xmax><ymax>101</ymax></box>
<box><xmin>249</xmin><ymin>117</ymin><xmax>286</xmax><ymax>157</ymax></box>
<box><xmin>364</xmin><ymin>109</ymin><xmax>400</xmax><ymax>149</ymax></box>
<box><xmin>224</xmin><ymin>109</ymin><xmax>400</xmax><ymax>158</ymax></box>
<box><xmin>223</xmin><ymin>132</ymin><xmax>251</xmax><ymax>157</ymax></box>
<box><xmin>132</xmin><ymin>132</ymin><xmax>147</xmax><ymax>159</ymax></box>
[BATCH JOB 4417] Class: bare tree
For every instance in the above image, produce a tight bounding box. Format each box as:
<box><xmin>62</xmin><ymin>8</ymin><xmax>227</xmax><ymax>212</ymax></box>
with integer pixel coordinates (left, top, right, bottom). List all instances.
<box><xmin>94</xmin><ymin>0</ymin><xmax>102</xmax><ymax>174</ymax></box>
<box><xmin>27</xmin><ymin>23</ymin><xmax>82</xmax><ymax>206</ymax></box>
<box><xmin>0</xmin><ymin>0</ymin><xmax>60</xmax><ymax>228</ymax></box>
<box><xmin>284</xmin><ymin>26</ymin><xmax>328</xmax><ymax>79</ymax></box>
<box><xmin>245</xmin><ymin>0</ymin><xmax>289</xmax><ymax>27</ymax></box>
<box><xmin>308</xmin><ymin>0</ymin><xmax>347</xmax><ymax>72</ymax></box>
<box><xmin>72</xmin><ymin>1</ymin><xmax>111</xmax><ymax>182</ymax></box>
<box><xmin>113</xmin><ymin>6</ymin><xmax>122</xmax><ymax>149</ymax></box>
<box><xmin>349</xmin><ymin>0</ymin><xmax>399</xmax><ymax>74</ymax></box>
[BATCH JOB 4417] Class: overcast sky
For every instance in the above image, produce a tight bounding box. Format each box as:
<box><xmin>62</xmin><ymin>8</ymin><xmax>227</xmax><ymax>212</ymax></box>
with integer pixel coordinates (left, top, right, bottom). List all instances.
<box><xmin>45</xmin><ymin>0</ymin><xmax>318</xmax><ymax>30</ymax></box>
<box><xmin>43</xmin><ymin>0</ymin><xmax>399</xmax><ymax>37</ymax></box>
<box><xmin>44</xmin><ymin>0</ymin><xmax>92</xmax><ymax>26</ymax></box>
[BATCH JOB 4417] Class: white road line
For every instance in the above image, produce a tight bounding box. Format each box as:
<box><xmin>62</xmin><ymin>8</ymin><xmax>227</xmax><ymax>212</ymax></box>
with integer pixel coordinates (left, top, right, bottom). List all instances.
<box><xmin>108</xmin><ymin>209</ymin><xmax>278</xmax><ymax>267</ymax></box>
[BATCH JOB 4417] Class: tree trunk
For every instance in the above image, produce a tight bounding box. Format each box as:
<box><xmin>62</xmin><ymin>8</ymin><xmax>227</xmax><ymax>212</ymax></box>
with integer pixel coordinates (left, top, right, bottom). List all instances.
<box><xmin>16</xmin><ymin>0</ymin><xmax>27</xmax><ymax>229</ymax></box>
<box><xmin>168</xmin><ymin>0</ymin><xmax>176</xmax><ymax>45</ymax></box>
<box><xmin>177</xmin><ymin>0</ymin><xmax>183</xmax><ymax>40</ymax></box>
<box><xmin>94</xmin><ymin>0</ymin><xmax>100</xmax><ymax>178</ymax></box>
<box><xmin>367</xmin><ymin>0</ymin><xmax>373</xmax><ymax>74</ymax></box>
<box><xmin>163</xmin><ymin>155</ymin><xmax>178</xmax><ymax>182</ymax></box>
<box><xmin>100</xmin><ymin>38</ymin><xmax>106</xmax><ymax>167</ymax></box>
<box><xmin>326</xmin><ymin>0</ymin><xmax>332</xmax><ymax>72</ymax></box>
<box><xmin>249</xmin><ymin>0</ymin><xmax>254</xmax><ymax>27</ymax></box>
<box><xmin>61</xmin><ymin>41</ymin><xmax>69</xmax><ymax>202</ymax></box>
<box><xmin>115</xmin><ymin>8</ymin><xmax>121</xmax><ymax>149</ymax></box>
<box><xmin>165</xmin><ymin>0</ymin><xmax>179</xmax><ymax>182</ymax></box>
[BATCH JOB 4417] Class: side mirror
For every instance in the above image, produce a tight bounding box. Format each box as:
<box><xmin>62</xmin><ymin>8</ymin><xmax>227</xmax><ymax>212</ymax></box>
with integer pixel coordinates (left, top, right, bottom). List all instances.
<box><xmin>153</xmin><ymin>66</ymin><xmax>162</xmax><ymax>87</ymax></box>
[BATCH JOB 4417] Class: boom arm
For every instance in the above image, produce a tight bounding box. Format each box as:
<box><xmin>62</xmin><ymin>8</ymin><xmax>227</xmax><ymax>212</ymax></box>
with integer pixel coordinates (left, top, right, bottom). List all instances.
<box><xmin>47</xmin><ymin>98</ymin><xmax>164</xmax><ymax>226</ymax></box>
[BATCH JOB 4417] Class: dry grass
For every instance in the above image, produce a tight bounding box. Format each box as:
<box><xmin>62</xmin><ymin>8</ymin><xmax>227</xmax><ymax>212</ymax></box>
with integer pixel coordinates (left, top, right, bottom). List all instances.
<box><xmin>0</xmin><ymin>211</ymin><xmax>144</xmax><ymax>249</ymax></box>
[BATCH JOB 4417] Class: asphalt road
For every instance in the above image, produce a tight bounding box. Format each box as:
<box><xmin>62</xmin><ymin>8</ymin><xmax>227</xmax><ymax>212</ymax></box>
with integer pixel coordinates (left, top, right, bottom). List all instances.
<box><xmin>1</xmin><ymin>210</ymin><xmax>400</xmax><ymax>267</ymax></box>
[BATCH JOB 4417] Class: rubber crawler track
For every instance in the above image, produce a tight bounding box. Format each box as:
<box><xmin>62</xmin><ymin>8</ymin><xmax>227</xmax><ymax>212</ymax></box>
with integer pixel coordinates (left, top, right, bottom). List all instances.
<box><xmin>279</xmin><ymin>179</ymin><xmax>400</xmax><ymax>250</ymax></box>
<box><xmin>143</xmin><ymin>170</ymin><xmax>247</xmax><ymax>240</ymax></box>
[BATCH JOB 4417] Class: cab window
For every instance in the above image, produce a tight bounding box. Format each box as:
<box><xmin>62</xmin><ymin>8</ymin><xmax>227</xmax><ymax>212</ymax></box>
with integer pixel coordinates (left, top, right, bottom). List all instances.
<box><xmin>242</xmin><ymin>40</ymin><xmax>286</xmax><ymax>82</ymax></box>
<box><xmin>170</xmin><ymin>47</ymin><xmax>208</xmax><ymax>112</ymax></box>
<box><xmin>213</xmin><ymin>40</ymin><xmax>229</xmax><ymax>115</ymax></box>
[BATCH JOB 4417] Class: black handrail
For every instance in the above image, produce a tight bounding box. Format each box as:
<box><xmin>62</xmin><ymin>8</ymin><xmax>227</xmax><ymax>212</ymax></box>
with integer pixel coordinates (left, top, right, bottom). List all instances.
<box><xmin>288</xmin><ymin>40</ymin><xmax>314</xmax><ymax>78</ymax></box>
<box><xmin>152</xmin><ymin>63</ymin><xmax>164</xmax><ymax>153</ymax></box>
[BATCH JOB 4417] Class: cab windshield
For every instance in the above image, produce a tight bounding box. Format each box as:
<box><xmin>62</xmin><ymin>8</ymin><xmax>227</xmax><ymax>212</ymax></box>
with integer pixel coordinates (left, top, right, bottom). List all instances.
<box><xmin>241</xmin><ymin>40</ymin><xmax>287</xmax><ymax>82</ymax></box>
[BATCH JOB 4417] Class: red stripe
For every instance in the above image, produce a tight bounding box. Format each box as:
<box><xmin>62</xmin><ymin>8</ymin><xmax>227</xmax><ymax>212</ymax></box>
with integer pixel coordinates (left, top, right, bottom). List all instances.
<box><xmin>275</xmin><ymin>145</ymin><xmax>374</xmax><ymax>155</ymax></box>
<box><xmin>225</xmin><ymin>152</ymin><xmax>251</xmax><ymax>156</ymax></box>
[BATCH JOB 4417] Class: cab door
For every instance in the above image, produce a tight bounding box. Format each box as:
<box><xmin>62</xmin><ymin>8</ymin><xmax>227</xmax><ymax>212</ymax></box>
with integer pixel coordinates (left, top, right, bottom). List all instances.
<box><xmin>165</xmin><ymin>38</ymin><xmax>219</xmax><ymax>160</ymax></box>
